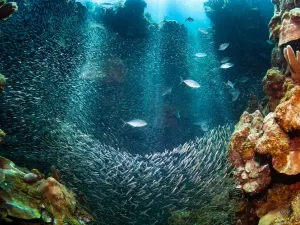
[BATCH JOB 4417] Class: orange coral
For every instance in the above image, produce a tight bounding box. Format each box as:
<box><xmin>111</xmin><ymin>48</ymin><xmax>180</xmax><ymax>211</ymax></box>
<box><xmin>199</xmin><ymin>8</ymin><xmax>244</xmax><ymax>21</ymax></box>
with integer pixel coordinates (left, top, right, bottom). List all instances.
<box><xmin>275</xmin><ymin>86</ymin><xmax>300</xmax><ymax>132</ymax></box>
<box><xmin>229</xmin><ymin>110</ymin><xmax>264</xmax><ymax>166</ymax></box>
<box><xmin>42</xmin><ymin>177</ymin><xmax>77</xmax><ymax>225</ymax></box>
<box><xmin>256</xmin><ymin>112</ymin><xmax>290</xmax><ymax>156</ymax></box>
<box><xmin>273</xmin><ymin>151</ymin><xmax>300</xmax><ymax>175</ymax></box>
<box><xmin>229</xmin><ymin>110</ymin><xmax>271</xmax><ymax>194</ymax></box>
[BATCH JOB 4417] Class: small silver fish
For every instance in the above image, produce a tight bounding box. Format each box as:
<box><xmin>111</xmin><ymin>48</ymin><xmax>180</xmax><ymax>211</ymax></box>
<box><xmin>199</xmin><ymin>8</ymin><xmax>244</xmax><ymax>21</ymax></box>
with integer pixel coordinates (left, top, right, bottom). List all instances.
<box><xmin>194</xmin><ymin>53</ymin><xmax>207</xmax><ymax>58</ymax></box>
<box><xmin>266</xmin><ymin>40</ymin><xmax>275</xmax><ymax>45</ymax></box>
<box><xmin>224</xmin><ymin>80</ymin><xmax>236</xmax><ymax>89</ymax></box>
<box><xmin>122</xmin><ymin>119</ymin><xmax>147</xmax><ymax>128</ymax></box>
<box><xmin>230</xmin><ymin>89</ymin><xmax>240</xmax><ymax>102</ymax></box>
<box><xmin>220</xmin><ymin>62</ymin><xmax>234</xmax><ymax>69</ymax></box>
<box><xmin>176</xmin><ymin>111</ymin><xmax>180</xmax><ymax>119</ymax></box>
<box><xmin>162</xmin><ymin>86</ymin><xmax>173</xmax><ymax>96</ymax></box>
<box><xmin>180</xmin><ymin>77</ymin><xmax>200</xmax><ymax>88</ymax></box>
<box><xmin>238</xmin><ymin>76</ymin><xmax>249</xmax><ymax>83</ymax></box>
<box><xmin>100</xmin><ymin>3</ymin><xmax>115</xmax><ymax>8</ymax></box>
<box><xmin>198</xmin><ymin>28</ymin><xmax>208</xmax><ymax>35</ymax></box>
<box><xmin>193</xmin><ymin>121</ymin><xmax>209</xmax><ymax>131</ymax></box>
<box><xmin>218</xmin><ymin>43</ymin><xmax>230</xmax><ymax>50</ymax></box>
<box><xmin>220</xmin><ymin>57</ymin><xmax>230</xmax><ymax>63</ymax></box>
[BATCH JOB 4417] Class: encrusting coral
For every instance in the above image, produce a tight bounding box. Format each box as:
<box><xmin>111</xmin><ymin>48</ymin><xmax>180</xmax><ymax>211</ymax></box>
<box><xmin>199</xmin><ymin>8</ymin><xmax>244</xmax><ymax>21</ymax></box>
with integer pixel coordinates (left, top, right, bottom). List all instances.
<box><xmin>0</xmin><ymin>156</ymin><xmax>92</xmax><ymax>224</ymax></box>
<box><xmin>227</xmin><ymin>1</ymin><xmax>300</xmax><ymax>224</ymax></box>
<box><xmin>275</xmin><ymin>85</ymin><xmax>300</xmax><ymax>132</ymax></box>
<box><xmin>228</xmin><ymin>110</ymin><xmax>271</xmax><ymax>195</ymax></box>
<box><xmin>262</xmin><ymin>69</ymin><xmax>285</xmax><ymax>111</ymax></box>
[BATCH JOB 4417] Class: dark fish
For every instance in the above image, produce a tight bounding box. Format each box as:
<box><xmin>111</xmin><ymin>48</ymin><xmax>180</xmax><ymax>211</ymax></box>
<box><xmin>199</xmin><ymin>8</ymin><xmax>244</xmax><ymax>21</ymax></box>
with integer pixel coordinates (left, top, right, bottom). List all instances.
<box><xmin>186</xmin><ymin>17</ymin><xmax>194</xmax><ymax>22</ymax></box>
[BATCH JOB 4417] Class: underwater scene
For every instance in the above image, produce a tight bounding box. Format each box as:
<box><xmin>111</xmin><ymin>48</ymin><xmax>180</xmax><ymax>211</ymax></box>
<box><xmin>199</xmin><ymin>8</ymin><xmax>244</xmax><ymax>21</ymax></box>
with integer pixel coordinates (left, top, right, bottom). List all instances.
<box><xmin>2</xmin><ymin>0</ymin><xmax>300</xmax><ymax>224</ymax></box>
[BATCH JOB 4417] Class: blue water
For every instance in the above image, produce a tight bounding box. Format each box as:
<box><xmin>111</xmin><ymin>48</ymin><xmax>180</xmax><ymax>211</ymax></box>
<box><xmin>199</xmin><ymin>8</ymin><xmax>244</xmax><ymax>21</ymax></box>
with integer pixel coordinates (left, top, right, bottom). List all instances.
<box><xmin>0</xmin><ymin>0</ymin><xmax>274</xmax><ymax>224</ymax></box>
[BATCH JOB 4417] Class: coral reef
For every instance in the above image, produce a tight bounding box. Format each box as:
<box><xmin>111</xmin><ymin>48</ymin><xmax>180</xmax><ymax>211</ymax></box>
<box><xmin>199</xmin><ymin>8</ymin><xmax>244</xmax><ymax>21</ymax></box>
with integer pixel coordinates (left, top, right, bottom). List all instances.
<box><xmin>279</xmin><ymin>9</ymin><xmax>300</xmax><ymax>47</ymax></box>
<box><xmin>228</xmin><ymin>110</ymin><xmax>271</xmax><ymax>194</ymax></box>
<box><xmin>228</xmin><ymin>2</ymin><xmax>300</xmax><ymax>224</ymax></box>
<box><xmin>275</xmin><ymin>85</ymin><xmax>300</xmax><ymax>132</ymax></box>
<box><xmin>0</xmin><ymin>156</ymin><xmax>92</xmax><ymax>225</ymax></box>
<box><xmin>284</xmin><ymin>45</ymin><xmax>300</xmax><ymax>82</ymax></box>
<box><xmin>0</xmin><ymin>0</ymin><xmax>17</xmax><ymax>21</ymax></box>
<box><xmin>262</xmin><ymin>69</ymin><xmax>285</xmax><ymax>111</ymax></box>
<box><xmin>98</xmin><ymin>0</ymin><xmax>151</xmax><ymax>38</ymax></box>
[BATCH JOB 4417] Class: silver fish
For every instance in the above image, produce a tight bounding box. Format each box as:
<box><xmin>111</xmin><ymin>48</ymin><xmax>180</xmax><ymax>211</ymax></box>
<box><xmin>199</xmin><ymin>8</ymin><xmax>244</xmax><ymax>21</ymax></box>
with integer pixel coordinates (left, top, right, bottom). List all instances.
<box><xmin>230</xmin><ymin>89</ymin><xmax>240</xmax><ymax>101</ymax></box>
<box><xmin>224</xmin><ymin>80</ymin><xmax>236</xmax><ymax>89</ymax></box>
<box><xmin>198</xmin><ymin>28</ymin><xmax>208</xmax><ymax>35</ymax></box>
<box><xmin>162</xmin><ymin>86</ymin><xmax>173</xmax><ymax>96</ymax></box>
<box><xmin>220</xmin><ymin>62</ymin><xmax>234</xmax><ymax>69</ymax></box>
<box><xmin>122</xmin><ymin>119</ymin><xmax>147</xmax><ymax>128</ymax></box>
<box><xmin>180</xmin><ymin>77</ymin><xmax>200</xmax><ymax>88</ymax></box>
<box><xmin>238</xmin><ymin>76</ymin><xmax>249</xmax><ymax>83</ymax></box>
<box><xmin>220</xmin><ymin>57</ymin><xmax>230</xmax><ymax>63</ymax></box>
<box><xmin>193</xmin><ymin>121</ymin><xmax>209</xmax><ymax>132</ymax></box>
<box><xmin>218</xmin><ymin>43</ymin><xmax>230</xmax><ymax>50</ymax></box>
<box><xmin>194</xmin><ymin>53</ymin><xmax>207</xmax><ymax>58</ymax></box>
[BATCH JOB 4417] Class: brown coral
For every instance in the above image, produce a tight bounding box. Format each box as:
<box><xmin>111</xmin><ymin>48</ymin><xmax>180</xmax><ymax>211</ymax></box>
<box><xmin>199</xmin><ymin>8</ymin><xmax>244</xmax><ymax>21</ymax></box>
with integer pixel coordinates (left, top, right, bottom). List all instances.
<box><xmin>229</xmin><ymin>110</ymin><xmax>264</xmax><ymax>167</ymax></box>
<box><xmin>42</xmin><ymin>178</ymin><xmax>77</xmax><ymax>225</ymax></box>
<box><xmin>268</xmin><ymin>13</ymin><xmax>281</xmax><ymax>42</ymax></box>
<box><xmin>0</xmin><ymin>156</ymin><xmax>91</xmax><ymax>224</ymax></box>
<box><xmin>279</xmin><ymin>9</ymin><xmax>300</xmax><ymax>47</ymax></box>
<box><xmin>256</xmin><ymin>112</ymin><xmax>290</xmax><ymax>156</ymax></box>
<box><xmin>229</xmin><ymin>110</ymin><xmax>271</xmax><ymax>194</ymax></box>
<box><xmin>275</xmin><ymin>86</ymin><xmax>300</xmax><ymax>132</ymax></box>
<box><xmin>263</xmin><ymin>69</ymin><xmax>286</xmax><ymax>111</ymax></box>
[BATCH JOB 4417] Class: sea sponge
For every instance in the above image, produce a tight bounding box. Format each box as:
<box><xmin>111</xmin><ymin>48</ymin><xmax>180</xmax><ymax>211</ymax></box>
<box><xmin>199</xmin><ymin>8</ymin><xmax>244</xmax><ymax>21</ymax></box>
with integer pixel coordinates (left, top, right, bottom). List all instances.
<box><xmin>283</xmin><ymin>45</ymin><xmax>300</xmax><ymax>82</ymax></box>
<box><xmin>279</xmin><ymin>9</ymin><xmax>300</xmax><ymax>47</ymax></box>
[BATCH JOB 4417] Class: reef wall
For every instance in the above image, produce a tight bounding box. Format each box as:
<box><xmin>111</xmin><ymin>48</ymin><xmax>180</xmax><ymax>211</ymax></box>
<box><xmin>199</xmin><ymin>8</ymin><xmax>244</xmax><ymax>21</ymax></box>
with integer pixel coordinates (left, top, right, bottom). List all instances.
<box><xmin>229</xmin><ymin>1</ymin><xmax>300</xmax><ymax>224</ymax></box>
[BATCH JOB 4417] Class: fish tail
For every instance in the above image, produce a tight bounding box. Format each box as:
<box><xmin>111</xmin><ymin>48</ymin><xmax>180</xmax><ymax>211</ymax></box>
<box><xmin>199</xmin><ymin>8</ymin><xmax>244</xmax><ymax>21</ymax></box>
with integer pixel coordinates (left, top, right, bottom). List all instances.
<box><xmin>121</xmin><ymin>119</ymin><xmax>127</xmax><ymax>128</ymax></box>
<box><xmin>180</xmin><ymin>76</ymin><xmax>184</xmax><ymax>84</ymax></box>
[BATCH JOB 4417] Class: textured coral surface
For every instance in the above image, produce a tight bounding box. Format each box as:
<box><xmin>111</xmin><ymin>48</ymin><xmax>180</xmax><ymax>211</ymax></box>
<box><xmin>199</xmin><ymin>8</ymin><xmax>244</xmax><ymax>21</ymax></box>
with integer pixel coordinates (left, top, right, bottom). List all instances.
<box><xmin>0</xmin><ymin>156</ymin><xmax>91</xmax><ymax>225</ymax></box>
